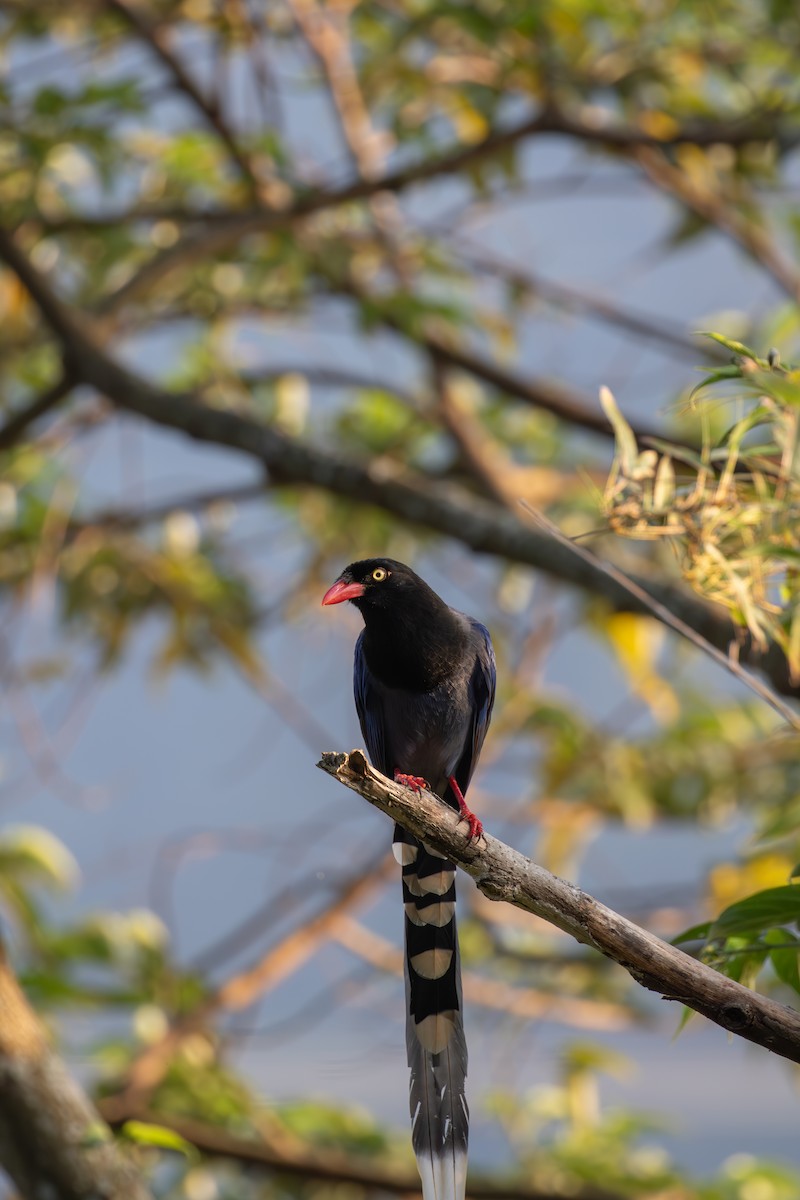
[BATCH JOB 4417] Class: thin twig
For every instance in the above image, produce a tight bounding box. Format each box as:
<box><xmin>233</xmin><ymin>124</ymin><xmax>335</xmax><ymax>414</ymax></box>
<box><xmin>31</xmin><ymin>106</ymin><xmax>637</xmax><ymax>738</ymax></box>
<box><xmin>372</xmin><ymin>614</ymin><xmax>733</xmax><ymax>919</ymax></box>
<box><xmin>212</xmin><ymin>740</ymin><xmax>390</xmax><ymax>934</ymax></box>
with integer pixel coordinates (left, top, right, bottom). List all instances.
<box><xmin>519</xmin><ymin>501</ymin><xmax>800</xmax><ymax>733</ymax></box>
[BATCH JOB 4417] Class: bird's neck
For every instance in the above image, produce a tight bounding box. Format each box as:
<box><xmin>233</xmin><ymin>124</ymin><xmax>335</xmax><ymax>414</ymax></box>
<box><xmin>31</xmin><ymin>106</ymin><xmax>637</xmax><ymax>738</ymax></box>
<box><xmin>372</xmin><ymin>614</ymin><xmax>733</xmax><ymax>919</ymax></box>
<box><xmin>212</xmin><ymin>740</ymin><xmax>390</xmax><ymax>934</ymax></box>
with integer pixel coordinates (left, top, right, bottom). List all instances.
<box><xmin>361</xmin><ymin>604</ymin><xmax>467</xmax><ymax>692</ymax></box>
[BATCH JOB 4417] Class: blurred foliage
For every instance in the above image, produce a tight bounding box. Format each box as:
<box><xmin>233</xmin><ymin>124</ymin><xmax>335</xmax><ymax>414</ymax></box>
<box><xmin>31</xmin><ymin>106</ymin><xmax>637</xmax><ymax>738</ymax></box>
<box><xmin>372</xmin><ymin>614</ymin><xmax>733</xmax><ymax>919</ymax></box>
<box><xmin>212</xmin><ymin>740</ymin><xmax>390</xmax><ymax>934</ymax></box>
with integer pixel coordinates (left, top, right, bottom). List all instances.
<box><xmin>604</xmin><ymin>339</ymin><xmax>800</xmax><ymax>678</ymax></box>
<box><xmin>2</xmin><ymin>0</ymin><xmax>800</xmax><ymax>1196</ymax></box>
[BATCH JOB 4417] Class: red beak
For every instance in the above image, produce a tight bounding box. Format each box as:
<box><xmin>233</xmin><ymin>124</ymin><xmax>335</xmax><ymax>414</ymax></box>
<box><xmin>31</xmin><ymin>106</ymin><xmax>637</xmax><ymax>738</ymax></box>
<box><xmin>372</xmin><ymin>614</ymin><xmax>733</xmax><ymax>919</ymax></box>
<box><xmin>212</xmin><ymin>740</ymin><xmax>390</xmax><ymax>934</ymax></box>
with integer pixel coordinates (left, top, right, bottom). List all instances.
<box><xmin>321</xmin><ymin>579</ymin><xmax>365</xmax><ymax>606</ymax></box>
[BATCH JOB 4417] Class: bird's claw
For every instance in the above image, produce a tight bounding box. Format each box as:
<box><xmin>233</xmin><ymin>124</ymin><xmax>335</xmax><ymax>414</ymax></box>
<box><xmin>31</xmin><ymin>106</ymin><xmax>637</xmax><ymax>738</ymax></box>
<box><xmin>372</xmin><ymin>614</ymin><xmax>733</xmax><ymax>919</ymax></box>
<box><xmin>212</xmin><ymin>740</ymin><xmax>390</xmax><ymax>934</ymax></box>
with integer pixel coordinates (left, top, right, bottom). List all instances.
<box><xmin>394</xmin><ymin>772</ymin><xmax>430</xmax><ymax>794</ymax></box>
<box><xmin>458</xmin><ymin>809</ymin><xmax>483</xmax><ymax>843</ymax></box>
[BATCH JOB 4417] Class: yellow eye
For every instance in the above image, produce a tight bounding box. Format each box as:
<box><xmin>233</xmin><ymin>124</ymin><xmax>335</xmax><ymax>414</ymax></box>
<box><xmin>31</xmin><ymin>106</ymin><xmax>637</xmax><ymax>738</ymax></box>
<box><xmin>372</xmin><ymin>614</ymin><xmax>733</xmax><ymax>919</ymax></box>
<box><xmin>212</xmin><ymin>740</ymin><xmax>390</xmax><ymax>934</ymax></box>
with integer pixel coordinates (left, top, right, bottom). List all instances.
<box><xmin>372</xmin><ymin>567</ymin><xmax>388</xmax><ymax>582</ymax></box>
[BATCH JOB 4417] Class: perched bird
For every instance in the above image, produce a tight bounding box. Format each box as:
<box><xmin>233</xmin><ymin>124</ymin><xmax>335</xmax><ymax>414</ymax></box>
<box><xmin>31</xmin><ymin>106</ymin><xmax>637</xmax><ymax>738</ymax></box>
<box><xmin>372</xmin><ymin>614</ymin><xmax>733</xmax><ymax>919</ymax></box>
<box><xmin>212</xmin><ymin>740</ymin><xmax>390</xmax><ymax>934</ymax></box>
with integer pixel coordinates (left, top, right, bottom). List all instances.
<box><xmin>322</xmin><ymin>558</ymin><xmax>496</xmax><ymax>1200</ymax></box>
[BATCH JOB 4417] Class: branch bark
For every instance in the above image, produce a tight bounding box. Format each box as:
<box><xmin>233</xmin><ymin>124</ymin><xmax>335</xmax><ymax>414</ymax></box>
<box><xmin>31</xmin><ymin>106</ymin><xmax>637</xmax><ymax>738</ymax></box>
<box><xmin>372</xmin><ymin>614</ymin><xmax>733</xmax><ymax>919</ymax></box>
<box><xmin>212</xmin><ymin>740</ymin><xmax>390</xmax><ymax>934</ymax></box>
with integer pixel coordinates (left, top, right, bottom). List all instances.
<box><xmin>318</xmin><ymin>750</ymin><xmax>800</xmax><ymax>1066</ymax></box>
<box><xmin>0</xmin><ymin>942</ymin><xmax>152</xmax><ymax>1199</ymax></box>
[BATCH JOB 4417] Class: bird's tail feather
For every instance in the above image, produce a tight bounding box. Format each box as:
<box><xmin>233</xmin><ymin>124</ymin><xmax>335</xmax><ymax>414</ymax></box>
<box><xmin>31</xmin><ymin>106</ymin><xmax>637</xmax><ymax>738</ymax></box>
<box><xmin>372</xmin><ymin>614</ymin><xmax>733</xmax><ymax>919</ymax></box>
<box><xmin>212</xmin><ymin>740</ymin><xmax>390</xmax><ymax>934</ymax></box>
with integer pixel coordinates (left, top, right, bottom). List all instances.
<box><xmin>394</xmin><ymin>824</ymin><xmax>468</xmax><ymax>1200</ymax></box>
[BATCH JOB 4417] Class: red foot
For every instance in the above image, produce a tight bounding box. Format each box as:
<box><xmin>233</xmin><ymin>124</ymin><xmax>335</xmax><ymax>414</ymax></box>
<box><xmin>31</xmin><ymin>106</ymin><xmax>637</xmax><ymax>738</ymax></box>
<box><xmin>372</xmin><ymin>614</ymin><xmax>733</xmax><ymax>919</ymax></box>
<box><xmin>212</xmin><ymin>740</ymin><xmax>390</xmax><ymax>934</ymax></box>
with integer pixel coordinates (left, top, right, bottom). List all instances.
<box><xmin>448</xmin><ymin>776</ymin><xmax>483</xmax><ymax>842</ymax></box>
<box><xmin>394</xmin><ymin>771</ymin><xmax>430</xmax><ymax>794</ymax></box>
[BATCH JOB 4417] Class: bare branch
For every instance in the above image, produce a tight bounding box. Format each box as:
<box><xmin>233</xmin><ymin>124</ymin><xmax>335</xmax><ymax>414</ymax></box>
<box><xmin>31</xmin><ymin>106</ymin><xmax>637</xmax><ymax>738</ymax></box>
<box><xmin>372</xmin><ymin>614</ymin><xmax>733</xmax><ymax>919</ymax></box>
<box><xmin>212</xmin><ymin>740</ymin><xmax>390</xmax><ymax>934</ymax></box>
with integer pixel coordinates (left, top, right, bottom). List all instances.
<box><xmin>287</xmin><ymin>0</ymin><xmax>388</xmax><ymax>181</ymax></box>
<box><xmin>520</xmin><ymin>502</ymin><xmax>800</xmax><ymax>732</ymax></box>
<box><xmin>321</xmin><ymin>268</ymin><xmax>669</xmax><ymax>444</ymax></box>
<box><xmin>72</xmin><ymin>479</ymin><xmax>268</xmax><ymax>533</ymax></box>
<box><xmin>319</xmin><ymin>751</ymin><xmax>800</xmax><ymax>1065</ymax></box>
<box><xmin>432</xmin><ymin>361</ymin><xmax>521</xmax><ymax>508</ymax></box>
<box><xmin>446</xmin><ymin>238</ymin><xmax>727</xmax><ymax>364</ymax></box>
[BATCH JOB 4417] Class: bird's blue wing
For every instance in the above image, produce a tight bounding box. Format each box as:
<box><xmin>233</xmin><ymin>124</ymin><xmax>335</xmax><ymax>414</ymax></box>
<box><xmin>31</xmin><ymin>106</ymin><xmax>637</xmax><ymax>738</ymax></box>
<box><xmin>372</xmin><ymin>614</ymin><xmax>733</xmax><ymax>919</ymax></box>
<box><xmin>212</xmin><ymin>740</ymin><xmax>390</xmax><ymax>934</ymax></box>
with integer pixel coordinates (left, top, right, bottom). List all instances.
<box><xmin>353</xmin><ymin>630</ymin><xmax>389</xmax><ymax>775</ymax></box>
<box><xmin>452</xmin><ymin>620</ymin><xmax>496</xmax><ymax>796</ymax></box>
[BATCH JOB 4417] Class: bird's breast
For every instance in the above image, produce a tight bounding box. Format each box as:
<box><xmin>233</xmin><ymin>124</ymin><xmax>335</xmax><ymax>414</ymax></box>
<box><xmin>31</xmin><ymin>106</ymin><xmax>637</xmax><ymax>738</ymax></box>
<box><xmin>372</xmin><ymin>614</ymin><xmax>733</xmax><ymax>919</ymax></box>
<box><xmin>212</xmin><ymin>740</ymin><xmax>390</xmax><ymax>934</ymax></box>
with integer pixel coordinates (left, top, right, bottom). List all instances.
<box><xmin>383</xmin><ymin>679</ymin><xmax>470</xmax><ymax>796</ymax></box>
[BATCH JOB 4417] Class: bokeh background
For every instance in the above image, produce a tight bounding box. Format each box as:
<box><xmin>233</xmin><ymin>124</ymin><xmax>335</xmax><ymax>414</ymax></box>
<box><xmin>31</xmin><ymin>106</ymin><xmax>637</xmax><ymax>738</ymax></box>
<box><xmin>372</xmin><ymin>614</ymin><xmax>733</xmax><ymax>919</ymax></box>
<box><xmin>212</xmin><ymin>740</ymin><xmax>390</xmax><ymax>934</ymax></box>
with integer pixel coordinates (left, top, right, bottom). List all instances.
<box><xmin>3</xmin><ymin>2</ymin><xmax>800</xmax><ymax>1197</ymax></box>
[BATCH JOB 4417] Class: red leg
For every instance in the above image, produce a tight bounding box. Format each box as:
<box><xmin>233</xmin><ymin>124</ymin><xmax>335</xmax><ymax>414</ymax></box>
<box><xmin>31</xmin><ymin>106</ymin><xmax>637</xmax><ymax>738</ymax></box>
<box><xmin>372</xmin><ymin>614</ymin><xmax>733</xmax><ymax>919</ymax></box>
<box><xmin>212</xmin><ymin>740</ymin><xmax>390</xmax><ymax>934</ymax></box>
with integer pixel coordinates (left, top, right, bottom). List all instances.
<box><xmin>448</xmin><ymin>776</ymin><xmax>483</xmax><ymax>842</ymax></box>
<box><xmin>394</xmin><ymin>770</ymin><xmax>430</xmax><ymax>794</ymax></box>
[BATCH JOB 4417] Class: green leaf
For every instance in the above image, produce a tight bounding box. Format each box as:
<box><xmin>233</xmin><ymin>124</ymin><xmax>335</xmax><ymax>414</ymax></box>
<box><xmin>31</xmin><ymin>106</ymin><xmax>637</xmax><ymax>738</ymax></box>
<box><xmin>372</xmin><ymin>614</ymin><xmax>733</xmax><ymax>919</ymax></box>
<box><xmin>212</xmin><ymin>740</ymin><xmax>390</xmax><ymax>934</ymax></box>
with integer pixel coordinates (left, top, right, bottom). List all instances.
<box><xmin>120</xmin><ymin>1121</ymin><xmax>196</xmax><ymax>1159</ymax></box>
<box><xmin>642</xmin><ymin>437</ymin><xmax>707</xmax><ymax>472</ymax></box>
<box><xmin>720</xmin><ymin>935</ymin><xmax>768</xmax><ymax>987</ymax></box>
<box><xmin>689</xmin><ymin>365</ymin><xmax>744</xmax><ymax>399</ymax></box>
<box><xmin>709</xmin><ymin>885</ymin><xmax>800</xmax><ymax>939</ymax></box>
<box><xmin>672</xmin><ymin>920</ymin><xmax>712</xmax><ymax>946</ymax></box>
<box><xmin>673</xmin><ymin>1004</ymin><xmax>696</xmax><ymax>1037</ymax></box>
<box><xmin>765</xmin><ymin>928</ymin><xmax>800</xmax><ymax>994</ymax></box>
<box><xmin>700</xmin><ymin>331</ymin><xmax>759</xmax><ymax>358</ymax></box>
<box><xmin>748</xmin><ymin>369</ymin><xmax>800</xmax><ymax>407</ymax></box>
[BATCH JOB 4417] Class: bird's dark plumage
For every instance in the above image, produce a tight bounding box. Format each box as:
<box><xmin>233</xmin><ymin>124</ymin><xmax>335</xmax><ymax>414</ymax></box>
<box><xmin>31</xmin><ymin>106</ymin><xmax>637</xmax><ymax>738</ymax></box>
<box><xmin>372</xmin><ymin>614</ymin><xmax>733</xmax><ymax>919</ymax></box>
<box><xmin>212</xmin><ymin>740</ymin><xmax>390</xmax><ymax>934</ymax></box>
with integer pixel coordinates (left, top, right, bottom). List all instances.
<box><xmin>323</xmin><ymin>558</ymin><xmax>496</xmax><ymax>1200</ymax></box>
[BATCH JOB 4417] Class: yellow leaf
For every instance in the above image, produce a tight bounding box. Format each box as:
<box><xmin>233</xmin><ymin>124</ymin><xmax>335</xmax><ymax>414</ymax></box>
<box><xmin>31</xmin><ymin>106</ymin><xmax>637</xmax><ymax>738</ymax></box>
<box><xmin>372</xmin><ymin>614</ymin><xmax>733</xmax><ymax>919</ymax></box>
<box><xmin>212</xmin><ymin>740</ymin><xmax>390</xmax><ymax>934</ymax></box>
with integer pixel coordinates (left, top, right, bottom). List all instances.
<box><xmin>637</xmin><ymin>111</ymin><xmax>680</xmax><ymax>140</ymax></box>
<box><xmin>708</xmin><ymin>854</ymin><xmax>796</xmax><ymax>911</ymax></box>
<box><xmin>605</xmin><ymin>613</ymin><xmax>679</xmax><ymax>723</ymax></box>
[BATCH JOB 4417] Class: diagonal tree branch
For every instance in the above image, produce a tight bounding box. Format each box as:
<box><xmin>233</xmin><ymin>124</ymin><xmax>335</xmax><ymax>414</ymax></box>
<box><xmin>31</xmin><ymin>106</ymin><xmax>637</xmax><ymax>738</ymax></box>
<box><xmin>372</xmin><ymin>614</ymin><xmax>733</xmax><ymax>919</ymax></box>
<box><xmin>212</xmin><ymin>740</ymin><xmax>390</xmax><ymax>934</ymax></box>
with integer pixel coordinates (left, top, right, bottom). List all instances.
<box><xmin>317</xmin><ymin>265</ymin><xmax>670</xmax><ymax>444</ymax></box>
<box><xmin>446</xmin><ymin>238</ymin><xmax>728</xmax><ymax>364</ymax></box>
<box><xmin>319</xmin><ymin>750</ymin><xmax>800</xmax><ymax>1065</ymax></box>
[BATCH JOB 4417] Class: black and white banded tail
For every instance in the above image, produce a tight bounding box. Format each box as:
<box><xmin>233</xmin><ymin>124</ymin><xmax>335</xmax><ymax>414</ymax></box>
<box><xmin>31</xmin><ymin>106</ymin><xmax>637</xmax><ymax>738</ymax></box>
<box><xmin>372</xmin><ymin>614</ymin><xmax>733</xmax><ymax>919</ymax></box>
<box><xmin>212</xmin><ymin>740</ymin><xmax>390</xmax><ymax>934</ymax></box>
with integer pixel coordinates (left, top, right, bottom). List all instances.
<box><xmin>332</xmin><ymin>561</ymin><xmax>497</xmax><ymax>1200</ymax></box>
<box><xmin>394</xmin><ymin>823</ymin><xmax>468</xmax><ymax>1200</ymax></box>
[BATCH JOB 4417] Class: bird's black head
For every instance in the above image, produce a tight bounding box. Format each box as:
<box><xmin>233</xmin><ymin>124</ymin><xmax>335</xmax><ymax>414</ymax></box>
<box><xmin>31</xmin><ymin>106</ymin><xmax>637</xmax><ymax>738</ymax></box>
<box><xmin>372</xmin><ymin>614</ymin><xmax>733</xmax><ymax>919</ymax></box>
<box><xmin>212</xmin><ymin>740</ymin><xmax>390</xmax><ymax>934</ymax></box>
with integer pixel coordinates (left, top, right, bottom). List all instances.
<box><xmin>321</xmin><ymin>558</ymin><xmax>439</xmax><ymax>614</ymax></box>
<box><xmin>323</xmin><ymin>558</ymin><xmax>468</xmax><ymax>689</ymax></box>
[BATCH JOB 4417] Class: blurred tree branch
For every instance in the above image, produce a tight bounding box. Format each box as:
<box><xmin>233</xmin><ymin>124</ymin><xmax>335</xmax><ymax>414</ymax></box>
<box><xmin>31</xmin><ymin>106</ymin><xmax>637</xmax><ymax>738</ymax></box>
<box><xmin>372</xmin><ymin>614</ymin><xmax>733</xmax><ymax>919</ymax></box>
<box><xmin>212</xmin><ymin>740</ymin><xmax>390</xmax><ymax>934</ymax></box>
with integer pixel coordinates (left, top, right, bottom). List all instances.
<box><xmin>106</xmin><ymin>0</ymin><xmax>262</xmax><ymax>194</ymax></box>
<box><xmin>319</xmin><ymin>750</ymin><xmax>800</xmax><ymax>1065</ymax></box>
<box><xmin>92</xmin><ymin>107</ymin><xmax>797</xmax><ymax>323</ymax></box>
<box><xmin>1</xmin><ymin>226</ymin><xmax>797</xmax><ymax>702</ymax></box>
<box><xmin>0</xmin><ymin>371</ymin><xmax>76</xmax><ymax>450</ymax></box>
<box><xmin>99</xmin><ymin>854</ymin><xmax>393</xmax><ymax>1123</ymax></box>
<box><xmin>632</xmin><ymin>146</ymin><xmax>800</xmax><ymax>302</ymax></box>
<box><xmin>98</xmin><ymin>1105</ymin><xmax>627</xmax><ymax>1200</ymax></box>
<box><xmin>0</xmin><ymin>941</ymin><xmax>152</xmax><ymax>1200</ymax></box>
<box><xmin>330</xmin><ymin>915</ymin><xmax>632</xmax><ymax>1031</ymax></box>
